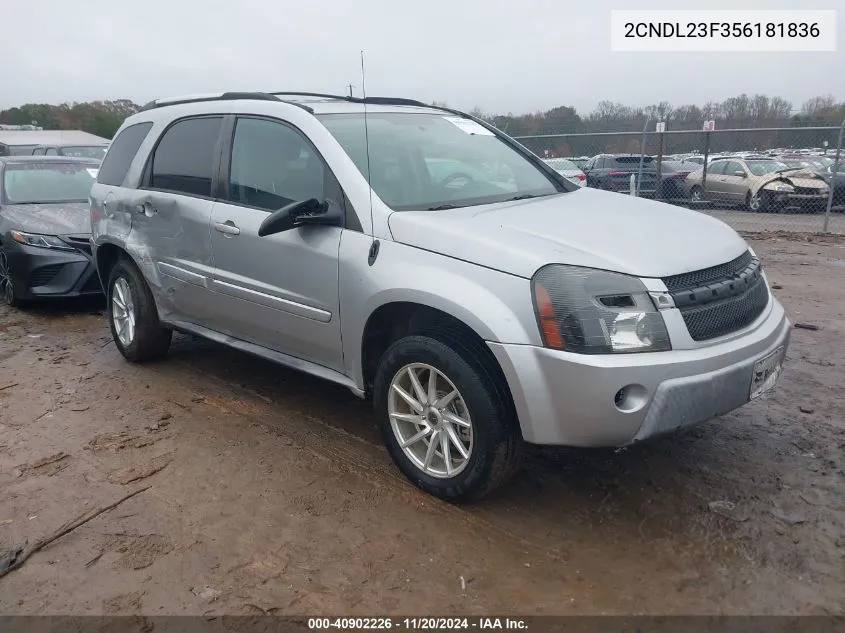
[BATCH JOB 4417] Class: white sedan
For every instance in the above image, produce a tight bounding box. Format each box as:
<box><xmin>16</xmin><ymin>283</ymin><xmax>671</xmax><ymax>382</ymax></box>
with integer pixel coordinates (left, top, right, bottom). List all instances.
<box><xmin>543</xmin><ymin>158</ymin><xmax>587</xmax><ymax>186</ymax></box>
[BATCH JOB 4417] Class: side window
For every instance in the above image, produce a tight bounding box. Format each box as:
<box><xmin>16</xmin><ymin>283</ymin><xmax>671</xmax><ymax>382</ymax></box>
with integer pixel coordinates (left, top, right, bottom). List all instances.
<box><xmin>226</xmin><ymin>117</ymin><xmax>325</xmax><ymax>212</ymax></box>
<box><xmin>708</xmin><ymin>161</ymin><xmax>726</xmax><ymax>176</ymax></box>
<box><xmin>98</xmin><ymin>122</ymin><xmax>153</xmax><ymax>186</ymax></box>
<box><xmin>45</xmin><ymin>148</ymin><xmax>58</xmax><ymax>156</ymax></box>
<box><xmin>727</xmin><ymin>161</ymin><xmax>745</xmax><ymax>176</ymax></box>
<box><xmin>150</xmin><ymin>117</ymin><xmax>223</xmax><ymax>197</ymax></box>
<box><xmin>32</xmin><ymin>148</ymin><xmax>46</xmax><ymax>155</ymax></box>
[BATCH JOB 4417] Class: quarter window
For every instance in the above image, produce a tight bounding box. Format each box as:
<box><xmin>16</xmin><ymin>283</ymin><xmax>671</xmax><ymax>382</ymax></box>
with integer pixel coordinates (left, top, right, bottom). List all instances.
<box><xmin>227</xmin><ymin>117</ymin><xmax>325</xmax><ymax>212</ymax></box>
<box><xmin>150</xmin><ymin>117</ymin><xmax>223</xmax><ymax>197</ymax></box>
<box><xmin>98</xmin><ymin>122</ymin><xmax>153</xmax><ymax>186</ymax></box>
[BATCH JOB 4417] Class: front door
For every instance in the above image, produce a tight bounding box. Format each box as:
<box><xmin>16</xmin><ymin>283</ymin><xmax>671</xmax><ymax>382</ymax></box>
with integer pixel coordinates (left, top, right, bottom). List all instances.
<box><xmin>208</xmin><ymin>116</ymin><xmax>344</xmax><ymax>372</ymax></box>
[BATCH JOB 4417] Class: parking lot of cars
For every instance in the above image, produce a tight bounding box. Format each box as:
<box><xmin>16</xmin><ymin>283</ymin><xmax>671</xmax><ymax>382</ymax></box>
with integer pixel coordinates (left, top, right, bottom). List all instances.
<box><xmin>549</xmin><ymin>147</ymin><xmax>845</xmax><ymax>215</ymax></box>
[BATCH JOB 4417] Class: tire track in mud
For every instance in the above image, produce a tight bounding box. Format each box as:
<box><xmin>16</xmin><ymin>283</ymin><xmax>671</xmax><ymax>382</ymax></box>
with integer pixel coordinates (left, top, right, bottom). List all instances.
<box><xmin>164</xmin><ymin>357</ymin><xmax>570</xmax><ymax>563</ymax></box>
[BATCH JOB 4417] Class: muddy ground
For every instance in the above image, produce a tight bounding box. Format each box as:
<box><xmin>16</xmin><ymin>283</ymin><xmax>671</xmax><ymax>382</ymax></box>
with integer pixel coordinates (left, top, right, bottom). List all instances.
<box><xmin>0</xmin><ymin>235</ymin><xmax>843</xmax><ymax>616</ymax></box>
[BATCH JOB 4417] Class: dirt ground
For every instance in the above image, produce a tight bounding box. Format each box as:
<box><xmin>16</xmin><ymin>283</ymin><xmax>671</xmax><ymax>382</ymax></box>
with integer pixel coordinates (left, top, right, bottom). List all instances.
<box><xmin>0</xmin><ymin>235</ymin><xmax>843</xmax><ymax>616</ymax></box>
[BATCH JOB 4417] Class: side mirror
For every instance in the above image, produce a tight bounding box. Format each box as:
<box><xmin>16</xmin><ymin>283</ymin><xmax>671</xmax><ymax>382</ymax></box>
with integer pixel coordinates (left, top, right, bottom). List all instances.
<box><xmin>734</xmin><ymin>170</ymin><xmax>746</xmax><ymax>177</ymax></box>
<box><xmin>257</xmin><ymin>198</ymin><xmax>342</xmax><ymax>237</ymax></box>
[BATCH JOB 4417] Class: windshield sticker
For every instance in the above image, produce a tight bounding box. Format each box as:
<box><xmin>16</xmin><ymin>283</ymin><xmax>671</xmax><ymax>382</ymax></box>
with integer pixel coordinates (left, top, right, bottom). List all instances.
<box><xmin>442</xmin><ymin>116</ymin><xmax>494</xmax><ymax>136</ymax></box>
<box><xmin>86</xmin><ymin>168</ymin><xmax>99</xmax><ymax>178</ymax></box>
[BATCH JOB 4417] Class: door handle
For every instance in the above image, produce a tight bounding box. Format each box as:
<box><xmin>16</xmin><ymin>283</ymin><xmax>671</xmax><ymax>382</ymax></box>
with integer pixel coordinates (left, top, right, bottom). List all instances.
<box><xmin>214</xmin><ymin>221</ymin><xmax>240</xmax><ymax>236</ymax></box>
<box><xmin>136</xmin><ymin>203</ymin><xmax>157</xmax><ymax>216</ymax></box>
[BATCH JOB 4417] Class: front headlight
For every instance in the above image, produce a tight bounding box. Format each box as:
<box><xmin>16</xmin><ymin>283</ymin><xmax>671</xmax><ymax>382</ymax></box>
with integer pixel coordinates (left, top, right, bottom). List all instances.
<box><xmin>10</xmin><ymin>230</ymin><xmax>74</xmax><ymax>251</ymax></box>
<box><xmin>768</xmin><ymin>183</ymin><xmax>794</xmax><ymax>193</ymax></box>
<box><xmin>532</xmin><ymin>264</ymin><xmax>671</xmax><ymax>354</ymax></box>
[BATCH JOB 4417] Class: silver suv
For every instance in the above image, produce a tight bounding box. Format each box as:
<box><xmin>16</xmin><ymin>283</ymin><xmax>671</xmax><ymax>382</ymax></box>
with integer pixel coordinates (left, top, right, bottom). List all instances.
<box><xmin>90</xmin><ymin>92</ymin><xmax>790</xmax><ymax>500</ymax></box>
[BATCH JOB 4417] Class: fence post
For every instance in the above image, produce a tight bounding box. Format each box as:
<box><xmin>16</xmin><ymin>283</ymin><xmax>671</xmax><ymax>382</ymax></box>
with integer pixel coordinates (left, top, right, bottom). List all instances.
<box><xmin>822</xmin><ymin>117</ymin><xmax>845</xmax><ymax>234</ymax></box>
<box><xmin>700</xmin><ymin>130</ymin><xmax>712</xmax><ymax>202</ymax></box>
<box><xmin>655</xmin><ymin>127</ymin><xmax>665</xmax><ymax>200</ymax></box>
<box><xmin>636</xmin><ymin>117</ymin><xmax>650</xmax><ymax>196</ymax></box>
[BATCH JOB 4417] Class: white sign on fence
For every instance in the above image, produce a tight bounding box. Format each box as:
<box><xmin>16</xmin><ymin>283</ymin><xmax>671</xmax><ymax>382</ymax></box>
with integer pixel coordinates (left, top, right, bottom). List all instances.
<box><xmin>656</xmin><ymin>121</ymin><xmax>666</xmax><ymax>133</ymax></box>
<box><xmin>703</xmin><ymin>120</ymin><xmax>716</xmax><ymax>132</ymax></box>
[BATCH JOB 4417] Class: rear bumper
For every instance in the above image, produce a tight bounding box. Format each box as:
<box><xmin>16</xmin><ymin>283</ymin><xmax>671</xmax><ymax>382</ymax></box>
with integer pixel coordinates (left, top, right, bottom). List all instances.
<box><xmin>488</xmin><ymin>296</ymin><xmax>790</xmax><ymax>447</ymax></box>
<box><xmin>4</xmin><ymin>241</ymin><xmax>102</xmax><ymax>300</ymax></box>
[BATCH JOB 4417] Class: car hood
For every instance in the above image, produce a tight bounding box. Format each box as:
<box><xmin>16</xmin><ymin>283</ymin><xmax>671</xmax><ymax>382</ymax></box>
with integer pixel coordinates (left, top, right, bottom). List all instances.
<box><xmin>0</xmin><ymin>202</ymin><xmax>91</xmax><ymax>235</ymax></box>
<box><xmin>757</xmin><ymin>172</ymin><xmax>828</xmax><ymax>189</ymax></box>
<box><xmin>387</xmin><ymin>188</ymin><xmax>748</xmax><ymax>279</ymax></box>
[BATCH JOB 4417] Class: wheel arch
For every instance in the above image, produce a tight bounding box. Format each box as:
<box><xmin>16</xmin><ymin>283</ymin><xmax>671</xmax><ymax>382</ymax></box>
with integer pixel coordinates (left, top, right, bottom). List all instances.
<box><xmin>359</xmin><ymin>301</ymin><xmax>519</xmax><ymax>422</ymax></box>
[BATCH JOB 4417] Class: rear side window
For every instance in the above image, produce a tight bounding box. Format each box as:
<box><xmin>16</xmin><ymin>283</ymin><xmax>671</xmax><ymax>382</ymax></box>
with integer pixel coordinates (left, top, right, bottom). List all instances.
<box><xmin>98</xmin><ymin>122</ymin><xmax>153</xmax><ymax>186</ymax></box>
<box><xmin>150</xmin><ymin>117</ymin><xmax>223</xmax><ymax>197</ymax></box>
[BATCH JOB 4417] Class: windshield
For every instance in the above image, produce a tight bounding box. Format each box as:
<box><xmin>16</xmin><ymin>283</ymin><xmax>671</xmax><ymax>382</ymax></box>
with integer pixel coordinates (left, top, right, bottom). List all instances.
<box><xmin>746</xmin><ymin>160</ymin><xmax>789</xmax><ymax>176</ymax></box>
<box><xmin>61</xmin><ymin>145</ymin><xmax>108</xmax><ymax>160</ymax></box>
<box><xmin>318</xmin><ymin>112</ymin><xmax>561</xmax><ymax>210</ymax></box>
<box><xmin>781</xmin><ymin>158</ymin><xmax>829</xmax><ymax>171</ymax></box>
<box><xmin>3</xmin><ymin>162</ymin><xmax>97</xmax><ymax>203</ymax></box>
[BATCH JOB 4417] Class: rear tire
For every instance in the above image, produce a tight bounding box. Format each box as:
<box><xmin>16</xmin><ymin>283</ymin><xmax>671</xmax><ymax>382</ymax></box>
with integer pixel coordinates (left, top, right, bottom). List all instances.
<box><xmin>107</xmin><ymin>257</ymin><xmax>171</xmax><ymax>362</ymax></box>
<box><xmin>373</xmin><ymin>334</ymin><xmax>523</xmax><ymax>502</ymax></box>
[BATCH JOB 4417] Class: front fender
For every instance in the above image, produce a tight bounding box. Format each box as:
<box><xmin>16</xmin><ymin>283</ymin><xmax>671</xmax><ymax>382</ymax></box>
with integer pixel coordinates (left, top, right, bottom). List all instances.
<box><xmin>338</xmin><ymin>232</ymin><xmax>541</xmax><ymax>389</ymax></box>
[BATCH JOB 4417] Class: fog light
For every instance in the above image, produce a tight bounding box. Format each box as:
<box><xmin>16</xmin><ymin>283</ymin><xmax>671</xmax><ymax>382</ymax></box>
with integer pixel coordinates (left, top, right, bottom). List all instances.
<box><xmin>614</xmin><ymin>384</ymin><xmax>648</xmax><ymax>412</ymax></box>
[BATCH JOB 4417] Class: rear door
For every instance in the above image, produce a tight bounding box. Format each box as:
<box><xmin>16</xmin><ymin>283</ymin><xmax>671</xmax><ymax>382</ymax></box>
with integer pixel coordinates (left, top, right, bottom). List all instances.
<box><xmin>135</xmin><ymin>115</ymin><xmax>224</xmax><ymax>327</ymax></box>
<box><xmin>720</xmin><ymin>160</ymin><xmax>750</xmax><ymax>203</ymax></box>
<box><xmin>208</xmin><ymin>115</ymin><xmax>344</xmax><ymax>371</ymax></box>
<box><xmin>705</xmin><ymin>160</ymin><xmax>728</xmax><ymax>200</ymax></box>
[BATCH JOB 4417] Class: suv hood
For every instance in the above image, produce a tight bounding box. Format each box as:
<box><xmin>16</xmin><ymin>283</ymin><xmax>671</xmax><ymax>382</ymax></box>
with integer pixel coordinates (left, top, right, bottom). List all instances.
<box><xmin>387</xmin><ymin>188</ymin><xmax>748</xmax><ymax>279</ymax></box>
<box><xmin>0</xmin><ymin>202</ymin><xmax>90</xmax><ymax>235</ymax></box>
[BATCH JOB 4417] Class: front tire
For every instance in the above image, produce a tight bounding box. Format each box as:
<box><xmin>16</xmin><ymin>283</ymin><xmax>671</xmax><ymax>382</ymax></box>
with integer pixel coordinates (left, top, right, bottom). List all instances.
<box><xmin>373</xmin><ymin>335</ymin><xmax>523</xmax><ymax>501</ymax></box>
<box><xmin>689</xmin><ymin>185</ymin><xmax>703</xmax><ymax>203</ymax></box>
<box><xmin>107</xmin><ymin>257</ymin><xmax>171</xmax><ymax>362</ymax></box>
<box><xmin>0</xmin><ymin>251</ymin><xmax>19</xmax><ymax>307</ymax></box>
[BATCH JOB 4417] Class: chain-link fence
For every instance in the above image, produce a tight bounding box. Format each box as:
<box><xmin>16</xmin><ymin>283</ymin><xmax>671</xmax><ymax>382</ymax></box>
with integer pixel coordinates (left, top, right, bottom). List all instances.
<box><xmin>513</xmin><ymin>123</ymin><xmax>845</xmax><ymax>235</ymax></box>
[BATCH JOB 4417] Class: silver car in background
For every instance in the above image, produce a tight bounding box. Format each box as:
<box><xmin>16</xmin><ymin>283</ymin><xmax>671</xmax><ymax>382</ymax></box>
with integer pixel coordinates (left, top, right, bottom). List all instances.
<box><xmin>543</xmin><ymin>157</ymin><xmax>587</xmax><ymax>186</ymax></box>
<box><xmin>89</xmin><ymin>92</ymin><xmax>790</xmax><ymax>501</ymax></box>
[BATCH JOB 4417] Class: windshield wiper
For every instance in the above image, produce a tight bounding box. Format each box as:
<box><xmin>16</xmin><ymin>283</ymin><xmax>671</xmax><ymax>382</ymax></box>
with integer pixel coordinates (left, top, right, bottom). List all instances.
<box><xmin>426</xmin><ymin>203</ymin><xmax>463</xmax><ymax>210</ymax></box>
<box><xmin>506</xmin><ymin>194</ymin><xmax>539</xmax><ymax>201</ymax></box>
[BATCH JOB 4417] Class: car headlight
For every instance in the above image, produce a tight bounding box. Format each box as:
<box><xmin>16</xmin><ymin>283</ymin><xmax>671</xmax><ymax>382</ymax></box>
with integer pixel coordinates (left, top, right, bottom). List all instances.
<box><xmin>532</xmin><ymin>264</ymin><xmax>671</xmax><ymax>354</ymax></box>
<box><xmin>768</xmin><ymin>183</ymin><xmax>794</xmax><ymax>192</ymax></box>
<box><xmin>10</xmin><ymin>230</ymin><xmax>74</xmax><ymax>251</ymax></box>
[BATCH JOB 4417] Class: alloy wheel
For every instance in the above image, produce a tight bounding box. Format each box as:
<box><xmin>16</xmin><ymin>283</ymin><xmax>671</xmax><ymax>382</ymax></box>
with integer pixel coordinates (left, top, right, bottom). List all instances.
<box><xmin>748</xmin><ymin>192</ymin><xmax>762</xmax><ymax>212</ymax></box>
<box><xmin>111</xmin><ymin>277</ymin><xmax>136</xmax><ymax>347</ymax></box>
<box><xmin>388</xmin><ymin>363</ymin><xmax>473</xmax><ymax>479</ymax></box>
<box><xmin>0</xmin><ymin>252</ymin><xmax>14</xmax><ymax>306</ymax></box>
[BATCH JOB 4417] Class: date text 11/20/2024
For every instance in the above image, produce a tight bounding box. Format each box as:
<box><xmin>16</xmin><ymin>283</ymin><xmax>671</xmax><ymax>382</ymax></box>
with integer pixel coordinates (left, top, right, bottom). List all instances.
<box><xmin>308</xmin><ymin>617</ymin><xmax>529</xmax><ymax>630</ymax></box>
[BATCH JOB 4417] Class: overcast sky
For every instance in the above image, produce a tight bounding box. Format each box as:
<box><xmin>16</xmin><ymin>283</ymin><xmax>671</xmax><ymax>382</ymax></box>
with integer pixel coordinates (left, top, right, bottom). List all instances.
<box><xmin>1</xmin><ymin>0</ymin><xmax>841</xmax><ymax>115</ymax></box>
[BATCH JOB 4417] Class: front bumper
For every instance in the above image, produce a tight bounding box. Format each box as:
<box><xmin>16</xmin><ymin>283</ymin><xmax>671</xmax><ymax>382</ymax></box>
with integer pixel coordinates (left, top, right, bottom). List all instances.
<box><xmin>4</xmin><ymin>240</ymin><xmax>102</xmax><ymax>300</ymax></box>
<box><xmin>488</xmin><ymin>296</ymin><xmax>790</xmax><ymax>447</ymax></box>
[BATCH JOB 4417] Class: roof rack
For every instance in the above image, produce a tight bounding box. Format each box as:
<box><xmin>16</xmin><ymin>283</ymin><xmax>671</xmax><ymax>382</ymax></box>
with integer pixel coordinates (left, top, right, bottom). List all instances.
<box><xmin>139</xmin><ymin>92</ymin><xmax>314</xmax><ymax>113</ymax></box>
<box><xmin>270</xmin><ymin>92</ymin><xmax>431</xmax><ymax>109</ymax></box>
<box><xmin>137</xmin><ymin>90</ymin><xmax>488</xmax><ymax>131</ymax></box>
